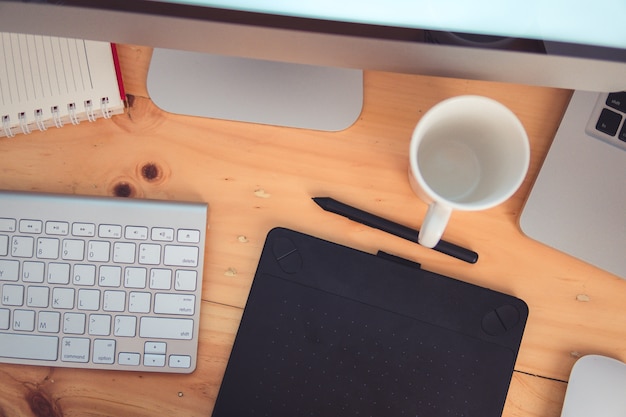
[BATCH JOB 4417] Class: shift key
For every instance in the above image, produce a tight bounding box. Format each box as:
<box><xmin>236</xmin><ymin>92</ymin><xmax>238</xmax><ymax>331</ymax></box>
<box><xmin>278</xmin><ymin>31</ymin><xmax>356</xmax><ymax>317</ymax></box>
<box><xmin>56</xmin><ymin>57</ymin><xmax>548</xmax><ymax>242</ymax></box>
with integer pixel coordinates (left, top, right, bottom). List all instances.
<box><xmin>164</xmin><ymin>245</ymin><xmax>199</xmax><ymax>267</ymax></box>
<box><xmin>139</xmin><ymin>317</ymin><xmax>194</xmax><ymax>340</ymax></box>
<box><xmin>0</xmin><ymin>333</ymin><xmax>58</xmax><ymax>360</ymax></box>
<box><xmin>606</xmin><ymin>92</ymin><xmax>626</xmax><ymax>112</ymax></box>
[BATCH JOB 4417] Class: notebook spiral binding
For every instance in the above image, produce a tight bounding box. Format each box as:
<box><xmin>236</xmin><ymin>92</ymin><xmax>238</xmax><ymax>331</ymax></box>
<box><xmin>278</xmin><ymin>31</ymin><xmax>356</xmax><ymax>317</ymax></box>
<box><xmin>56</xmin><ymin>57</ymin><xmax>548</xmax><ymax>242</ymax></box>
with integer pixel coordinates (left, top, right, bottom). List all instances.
<box><xmin>2</xmin><ymin>97</ymin><xmax>117</xmax><ymax>138</ymax></box>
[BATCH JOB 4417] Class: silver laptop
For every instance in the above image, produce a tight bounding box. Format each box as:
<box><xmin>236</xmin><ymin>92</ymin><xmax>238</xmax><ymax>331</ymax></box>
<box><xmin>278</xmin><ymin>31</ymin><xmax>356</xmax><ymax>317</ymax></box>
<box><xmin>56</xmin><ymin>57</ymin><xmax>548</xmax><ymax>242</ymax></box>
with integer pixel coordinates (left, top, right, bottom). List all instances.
<box><xmin>520</xmin><ymin>90</ymin><xmax>626</xmax><ymax>279</ymax></box>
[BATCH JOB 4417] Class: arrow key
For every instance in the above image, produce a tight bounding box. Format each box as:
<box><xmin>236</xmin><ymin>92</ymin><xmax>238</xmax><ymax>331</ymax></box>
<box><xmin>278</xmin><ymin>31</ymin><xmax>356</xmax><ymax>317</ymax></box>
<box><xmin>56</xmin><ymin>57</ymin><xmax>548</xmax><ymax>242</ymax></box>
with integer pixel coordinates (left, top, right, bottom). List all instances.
<box><xmin>169</xmin><ymin>355</ymin><xmax>191</xmax><ymax>369</ymax></box>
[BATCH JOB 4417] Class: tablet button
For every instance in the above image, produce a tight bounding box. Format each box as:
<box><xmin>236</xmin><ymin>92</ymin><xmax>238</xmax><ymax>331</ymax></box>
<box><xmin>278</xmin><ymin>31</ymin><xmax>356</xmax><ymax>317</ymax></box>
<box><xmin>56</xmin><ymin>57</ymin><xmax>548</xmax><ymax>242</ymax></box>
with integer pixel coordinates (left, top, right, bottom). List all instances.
<box><xmin>273</xmin><ymin>237</ymin><xmax>297</xmax><ymax>259</ymax></box>
<box><xmin>496</xmin><ymin>304</ymin><xmax>520</xmax><ymax>330</ymax></box>
<box><xmin>272</xmin><ymin>237</ymin><xmax>303</xmax><ymax>273</ymax></box>
<box><xmin>482</xmin><ymin>310</ymin><xmax>506</xmax><ymax>336</ymax></box>
<box><xmin>278</xmin><ymin>252</ymin><xmax>302</xmax><ymax>273</ymax></box>
<box><xmin>482</xmin><ymin>304</ymin><xmax>520</xmax><ymax>336</ymax></box>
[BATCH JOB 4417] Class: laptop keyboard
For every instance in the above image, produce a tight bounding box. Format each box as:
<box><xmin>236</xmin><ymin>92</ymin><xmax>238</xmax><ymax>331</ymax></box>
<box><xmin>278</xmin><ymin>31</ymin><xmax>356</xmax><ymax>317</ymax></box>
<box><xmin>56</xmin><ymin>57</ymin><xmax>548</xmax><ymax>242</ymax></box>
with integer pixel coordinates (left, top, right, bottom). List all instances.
<box><xmin>586</xmin><ymin>91</ymin><xmax>626</xmax><ymax>150</ymax></box>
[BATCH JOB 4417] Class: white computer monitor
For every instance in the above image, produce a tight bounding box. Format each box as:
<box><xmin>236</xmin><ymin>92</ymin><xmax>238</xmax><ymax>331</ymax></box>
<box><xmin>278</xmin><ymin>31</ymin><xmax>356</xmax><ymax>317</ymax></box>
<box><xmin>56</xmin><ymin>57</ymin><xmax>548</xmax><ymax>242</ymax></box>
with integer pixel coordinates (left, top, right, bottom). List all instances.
<box><xmin>2</xmin><ymin>0</ymin><xmax>625</xmax><ymax>129</ymax></box>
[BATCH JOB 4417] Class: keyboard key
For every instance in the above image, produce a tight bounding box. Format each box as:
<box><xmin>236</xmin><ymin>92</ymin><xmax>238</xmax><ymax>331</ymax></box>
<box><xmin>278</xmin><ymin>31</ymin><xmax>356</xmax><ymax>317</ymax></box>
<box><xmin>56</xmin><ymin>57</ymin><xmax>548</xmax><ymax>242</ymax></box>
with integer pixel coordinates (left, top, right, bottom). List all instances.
<box><xmin>138</xmin><ymin>244</ymin><xmax>161</xmax><ymax>265</ymax></box>
<box><xmin>72</xmin><ymin>223</ymin><xmax>95</xmax><ymax>237</ymax></box>
<box><xmin>114</xmin><ymin>315</ymin><xmax>137</xmax><ymax>337</ymax></box>
<box><xmin>113</xmin><ymin>242</ymin><xmax>135</xmax><ymax>264</ymax></box>
<box><xmin>88</xmin><ymin>241</ymin><xmax>110</xmax><ymax>262</ymax></box>
<box><xmin>62</xmin><ymin>239</ymin><xmax>85</xmax><ymax>261</ymax></box>
<box><xmin>99</xmin><ymin>266</ymin><xmax>122</xmax><ymax>287</ymax></box>
<box><xmin>596</xmin><ymin>108</ymin><xmax>622</xmax><ymax>136</ymax></box>
<box><xmin>93</xmin><ymin>339</ymin><xmax>116</xmax><ymax>364</ymax></box>
<box><xmin>88</xmin><ymin>314</ymin><xmax>112</xmax><ymax>336</ymax></box>
<box><xmin>139</xmin><ymin>317</ymin><xmax>194</xmax><ymax>340</ymax></box>
<box><xmin>77</xmin><ymin>289</ymin><xmax>101</xmax><ymax>311</ymax></box>
<box><xmin>38</xmin><ymin>311</ymin><xmax>60</xmax><ymax>333</ymax></box>
<box><xmin>163</xmin><ymin>245</ymin><xmax>199</xmax><ymax>267</ymax></box>
<box><xmin>154</xmin><ymin>293</ymin><xmax>195</xmax><ymax>316</ymax></box>
<box><xmin>0</xmin><ymin>333</ymin><xmax>58</xmax><ymax>361</ymax></box>
<box><xmin>152</xmin><ymin>227</ymin><xmax>174</xmax><ymax>242</ymax></box>
<box><xmin>19</xmin><ymin>220</ymin><xmax>43</xmax><ymax>234</ymax></box>
<box><xmin>22</xmin><ymin>261</ymin><xmax>45</xmax><ymax>283</ymax></box>
<box><xmin>47</xmin><ymin>263</ymin><xmax>70</xmax><ymax>284</ymax></box>
<box><xmin>11</xmin><ymin>236</ymin><xmax>34</xmax><ymax>258</ymax></box>
<box><xmin>149</xmin><ymin>269</ymin><xmax>172</xmax><ymax>290</ymax></box>
<box><xmin>169</xmin><ymin>355</ymin><xmax>192</xmax><ymax>368</ymax></box>
<box><xmin>51</xmin><ymin>287</ymin><xmax>75</xmax><ymax>309</ymax></box>
<box><xmin>0</xmin><ymin>260</ymin><xmax>19</xmax><ymax>281</ymax></box>
<box><xmin>73</xmin><ymin>264</ymin><xmax>96</xmax><ymax>286</ymax></box>
<box><xmin>0</xmin><ymin>218</ymin><xmax>16</xmax><ymax>233</ymax></box>
<box><xmin>177</xmin><ymin>229</ymin><xmax>201</xmax><ymax>243</ymax></box>
<box><xmin>13</xmin><ymin>309</ymin><xmax>36</xmax><ymax>331</ymax></box>
<box><xmin>46</xmin><ymin>221</ymin><xmax>69</xmax><ymax>236</ymax></box>
<box><xmin>0</xmin><ymin>309</ymin><xmax>9</xmax><ymax>330</ymax></box>
<box><xmin>61</xmin><ymin>337</ymin><xmax>90</xmax><ymax>362</ymax></box>
<box><xmin>144</xmin><ymin>354</ymin><xmax>166</xmax><ymax>367</ymax></box>
<box><xmin>63</xmin><ymin>312</ymin><xmax>86</xmax><ymax>334</ymax></box>
<box><xmin>26</xmin><ymin>286</ymin><xmax>49</xmax><ymax>308</ymax></box>
<box><xmin>119</xmin><ymin>352</ymin><xmax>141</xmax><ymax>366</ymax></box>
<box><xmin>606</xmin><ymin>91</ymin><xmax>626</xmax><ymax>112</ymax></box>
<box><xmin>2</xmin><ymin>284</ymin><xmax>24</xmax><ymax>306</ymax></box>
<box><xmin>0</xmin><ymin>235</ymin><xmax>9</xmax><ymax>257</ymax></box>
<box><xmin>103</xmin><ymin>291</ymin><xmax>126</xmax><ymax>312</ymax></box>
<box><xmin>124</xmin><ymin>267</ymin><xmax>147</xmax><ymax>289</ymax></box>
<box><xmin>36</xmin><ymin>238</ymin><xmax>60</xmax><ymax>259</ymax></box>
<box><xmin>175</xmin><ymin>270</ymin><xmax>197</xmax><ymax>291</ymax></box>
<box><xmin>125</xmin><ymin>226</ymin><xmax>148</xmax><ymax>240</ymax></box>
<box><xmin>145</xmin><ymin>341</ymin><xmax>167</xmax><ymax>355</ymax></box>
<box><xmin>98</xmin><ymin>224</ymin><xmax>122</xmax><ymax>239</ymax></box>
<box><xmin>128</xmin><ymin>292</ymin><xmax>151</xmax><ymax>313</ymax></box>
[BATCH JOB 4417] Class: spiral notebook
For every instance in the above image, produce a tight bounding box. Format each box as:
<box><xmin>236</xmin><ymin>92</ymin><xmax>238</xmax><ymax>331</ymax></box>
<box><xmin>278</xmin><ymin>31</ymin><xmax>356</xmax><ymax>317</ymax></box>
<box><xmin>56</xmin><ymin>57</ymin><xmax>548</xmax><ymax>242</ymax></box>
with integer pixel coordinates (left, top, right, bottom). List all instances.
<box><xmin>0</xmin><ymin>32</ymin><xmax>125</xmax><ymax>138</ymax></box>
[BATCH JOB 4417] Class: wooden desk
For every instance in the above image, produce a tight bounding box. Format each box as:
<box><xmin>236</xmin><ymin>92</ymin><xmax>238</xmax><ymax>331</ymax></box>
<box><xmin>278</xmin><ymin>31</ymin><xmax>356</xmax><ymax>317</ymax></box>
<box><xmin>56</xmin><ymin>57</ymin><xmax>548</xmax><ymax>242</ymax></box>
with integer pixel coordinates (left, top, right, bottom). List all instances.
<box><xmin>1</xmin><ymin>44</ymin><xmax>624</xmax><ymax>417</ymax></box>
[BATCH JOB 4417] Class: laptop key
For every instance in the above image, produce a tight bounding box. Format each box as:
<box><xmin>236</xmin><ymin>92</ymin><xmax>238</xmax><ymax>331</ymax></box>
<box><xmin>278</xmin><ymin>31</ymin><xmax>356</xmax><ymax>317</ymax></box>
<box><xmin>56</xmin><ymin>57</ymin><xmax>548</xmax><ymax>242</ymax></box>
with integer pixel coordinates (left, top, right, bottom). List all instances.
<box><xmin>596</xmin><ymin>108</ymin><xmax>622</xmax><ymax>136</ymax></box>
<box><xmin>606</xmin><ymin>91</ymin><xmax>626</xmax><ymax>112</ymax></box>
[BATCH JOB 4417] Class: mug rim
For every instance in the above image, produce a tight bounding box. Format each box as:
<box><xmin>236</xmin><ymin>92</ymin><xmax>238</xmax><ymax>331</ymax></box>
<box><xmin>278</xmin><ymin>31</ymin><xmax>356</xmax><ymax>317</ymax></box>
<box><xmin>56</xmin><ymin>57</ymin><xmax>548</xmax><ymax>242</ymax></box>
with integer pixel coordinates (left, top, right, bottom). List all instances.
<box><xmin>409</xmin><ymin>95</ymin><xmax>530</xmax><ymax>211</ymax></box>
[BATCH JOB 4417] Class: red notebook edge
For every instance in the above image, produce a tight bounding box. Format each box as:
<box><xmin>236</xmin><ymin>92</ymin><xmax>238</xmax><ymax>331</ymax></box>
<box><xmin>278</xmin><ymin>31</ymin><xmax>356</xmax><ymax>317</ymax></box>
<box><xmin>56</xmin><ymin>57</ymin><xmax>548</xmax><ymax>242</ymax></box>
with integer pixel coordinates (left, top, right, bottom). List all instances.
<box><xmin>110</xmin><ymin>43</ymin><xmax>127</xmax><ymax>103</ymax></box>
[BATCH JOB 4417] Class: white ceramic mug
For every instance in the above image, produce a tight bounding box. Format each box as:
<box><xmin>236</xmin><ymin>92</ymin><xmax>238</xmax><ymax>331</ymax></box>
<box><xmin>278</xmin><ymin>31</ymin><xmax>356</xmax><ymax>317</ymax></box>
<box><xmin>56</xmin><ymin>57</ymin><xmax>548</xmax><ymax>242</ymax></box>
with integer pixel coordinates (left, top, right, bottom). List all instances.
<box><xmin>409</xmin><ymin>95</ymin><xmax>530</xmax><ymax>248</ymax></box>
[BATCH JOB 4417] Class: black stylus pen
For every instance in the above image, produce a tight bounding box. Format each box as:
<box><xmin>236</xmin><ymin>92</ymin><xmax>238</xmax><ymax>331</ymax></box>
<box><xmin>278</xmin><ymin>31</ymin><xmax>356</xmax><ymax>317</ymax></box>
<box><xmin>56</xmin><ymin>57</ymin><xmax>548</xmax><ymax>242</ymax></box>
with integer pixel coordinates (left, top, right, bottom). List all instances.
<box><xmin>313</xmin><ymin>197</ymin><xmax>478</xmax><ymax>264</ymax></box>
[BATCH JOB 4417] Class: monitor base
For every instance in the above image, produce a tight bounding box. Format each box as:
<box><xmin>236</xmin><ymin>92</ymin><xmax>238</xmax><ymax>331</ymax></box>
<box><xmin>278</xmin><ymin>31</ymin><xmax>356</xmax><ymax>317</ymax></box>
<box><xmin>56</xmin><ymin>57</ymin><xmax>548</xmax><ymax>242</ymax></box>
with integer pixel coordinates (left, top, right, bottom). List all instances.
<box><xmin>147</xmin><ymin>48</ymin><xmax>364</xmax><ymax>131</ymax></box>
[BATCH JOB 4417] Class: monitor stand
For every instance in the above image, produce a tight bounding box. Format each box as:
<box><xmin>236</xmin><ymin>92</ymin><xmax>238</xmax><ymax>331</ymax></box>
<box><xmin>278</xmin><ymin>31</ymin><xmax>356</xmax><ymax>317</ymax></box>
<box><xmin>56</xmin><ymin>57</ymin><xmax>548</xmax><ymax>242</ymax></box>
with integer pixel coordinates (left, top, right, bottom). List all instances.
<box><xmin>146</xmin><ymin>48</ymin><xmax>364</xmax><ymax>131</ymax></box>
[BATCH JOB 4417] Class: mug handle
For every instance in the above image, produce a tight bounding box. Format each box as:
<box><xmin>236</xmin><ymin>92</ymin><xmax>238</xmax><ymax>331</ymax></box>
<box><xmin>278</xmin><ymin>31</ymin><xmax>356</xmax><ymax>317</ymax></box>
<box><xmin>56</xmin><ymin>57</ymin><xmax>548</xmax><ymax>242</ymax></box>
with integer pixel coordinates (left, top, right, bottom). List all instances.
<box><xmin>418</xmin><ymin>202</ymin><xmax>452</xmax><ymax>248</ymax></box>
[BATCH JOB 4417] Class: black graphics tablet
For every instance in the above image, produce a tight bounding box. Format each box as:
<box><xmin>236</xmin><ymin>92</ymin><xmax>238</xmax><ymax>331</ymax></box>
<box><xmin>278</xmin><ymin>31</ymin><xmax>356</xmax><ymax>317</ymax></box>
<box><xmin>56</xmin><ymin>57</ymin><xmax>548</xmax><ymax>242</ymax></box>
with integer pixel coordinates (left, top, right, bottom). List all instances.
<box><xmin>212</xmin><ymin>228</ymin><xmax>528</xmax><ymax>417</ymax></box>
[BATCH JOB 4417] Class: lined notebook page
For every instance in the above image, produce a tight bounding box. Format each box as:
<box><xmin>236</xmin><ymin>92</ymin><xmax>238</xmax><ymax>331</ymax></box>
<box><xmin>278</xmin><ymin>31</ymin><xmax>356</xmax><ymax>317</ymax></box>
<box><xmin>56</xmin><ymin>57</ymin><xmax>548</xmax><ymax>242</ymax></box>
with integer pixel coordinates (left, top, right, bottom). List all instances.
<box><xmin>0</xmin><ymin>32</ymin><xmax>125</xmax><ymax>137</ymax></box>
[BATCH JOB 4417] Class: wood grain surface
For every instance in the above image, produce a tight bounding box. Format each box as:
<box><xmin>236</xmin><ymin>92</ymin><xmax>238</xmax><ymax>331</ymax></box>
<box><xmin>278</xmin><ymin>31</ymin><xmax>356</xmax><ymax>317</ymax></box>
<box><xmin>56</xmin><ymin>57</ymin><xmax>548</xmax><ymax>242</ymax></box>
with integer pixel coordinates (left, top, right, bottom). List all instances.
<box><xmin>1</xmin><ymin>44</ymin><xmax>624</xmax><ymax>417</ymax></box>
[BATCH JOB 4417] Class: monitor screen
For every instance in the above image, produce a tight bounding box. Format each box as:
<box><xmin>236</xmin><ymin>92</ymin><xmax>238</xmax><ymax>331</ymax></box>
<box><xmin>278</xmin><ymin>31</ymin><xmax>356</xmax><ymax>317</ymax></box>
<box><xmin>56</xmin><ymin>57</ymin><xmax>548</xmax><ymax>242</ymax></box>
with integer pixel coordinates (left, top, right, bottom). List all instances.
<box><xmin>1</xmin><ymin>0</ymin><xmax>625</xmax><ymax>129</ymax></box>
<box><xmin>1</xmin><ymin>0</ymin><xmax>625</xmax><ymax>91</ymax></box>
<box><xmin>168</xmin><ymin>0</ymin><xmax>626</xmax><ymax>51</ymax></box>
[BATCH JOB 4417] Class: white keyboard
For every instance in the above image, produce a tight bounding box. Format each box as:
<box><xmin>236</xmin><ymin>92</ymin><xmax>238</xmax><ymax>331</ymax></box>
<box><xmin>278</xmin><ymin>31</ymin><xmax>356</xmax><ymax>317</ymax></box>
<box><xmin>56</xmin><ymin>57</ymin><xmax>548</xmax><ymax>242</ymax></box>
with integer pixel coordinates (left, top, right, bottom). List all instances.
<box><xmin>0</xmin><ymin>190</ymin><xmax>207</xmax><ymax>373</ymax></box>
